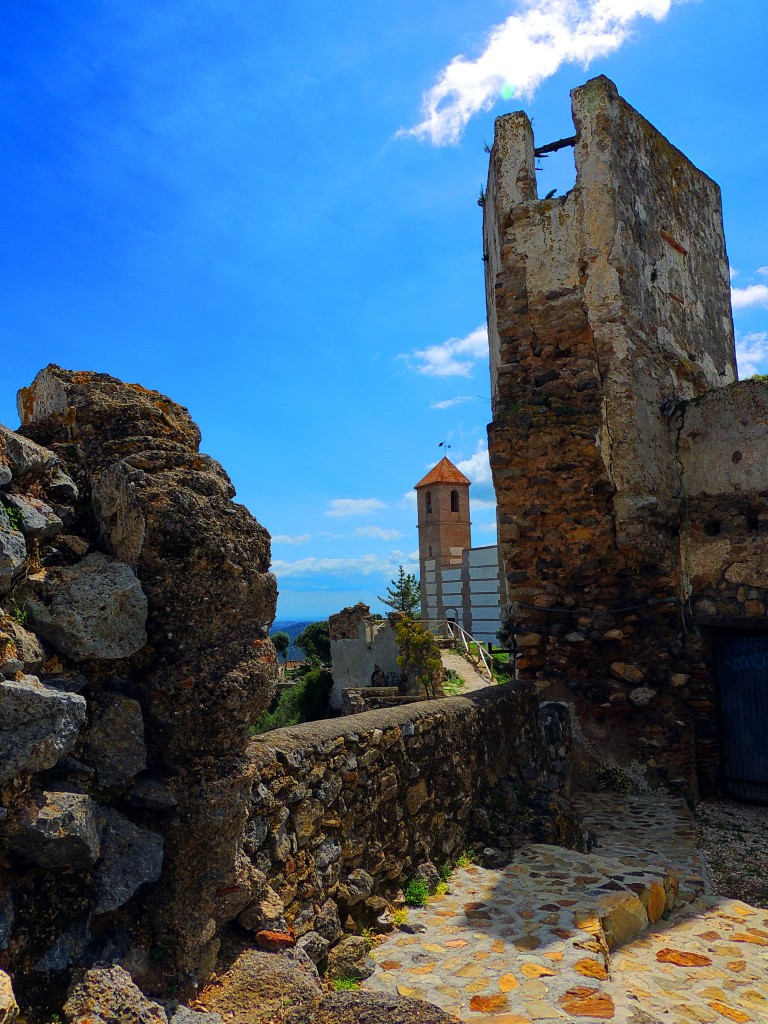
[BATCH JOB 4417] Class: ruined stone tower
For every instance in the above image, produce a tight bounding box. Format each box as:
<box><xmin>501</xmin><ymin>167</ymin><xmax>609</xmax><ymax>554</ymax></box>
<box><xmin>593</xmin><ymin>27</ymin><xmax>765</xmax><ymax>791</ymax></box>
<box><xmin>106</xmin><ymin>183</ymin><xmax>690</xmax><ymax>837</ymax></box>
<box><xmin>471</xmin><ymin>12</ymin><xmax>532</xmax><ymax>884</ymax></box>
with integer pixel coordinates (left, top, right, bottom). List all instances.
<box><xmin>484</xmin><ymin>76</ymin><xmax>768</xmax><ymax>798</ymax></box>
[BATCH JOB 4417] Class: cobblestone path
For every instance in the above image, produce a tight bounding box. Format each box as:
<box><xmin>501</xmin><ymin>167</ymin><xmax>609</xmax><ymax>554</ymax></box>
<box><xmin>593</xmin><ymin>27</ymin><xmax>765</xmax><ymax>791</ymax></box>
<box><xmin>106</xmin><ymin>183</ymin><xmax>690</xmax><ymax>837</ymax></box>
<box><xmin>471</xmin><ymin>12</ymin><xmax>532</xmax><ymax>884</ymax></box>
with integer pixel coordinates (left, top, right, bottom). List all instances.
<box><xmin>363</xmin><ymin>794</ymin><xmax>768</xmax><ymax>1023</ymax></box>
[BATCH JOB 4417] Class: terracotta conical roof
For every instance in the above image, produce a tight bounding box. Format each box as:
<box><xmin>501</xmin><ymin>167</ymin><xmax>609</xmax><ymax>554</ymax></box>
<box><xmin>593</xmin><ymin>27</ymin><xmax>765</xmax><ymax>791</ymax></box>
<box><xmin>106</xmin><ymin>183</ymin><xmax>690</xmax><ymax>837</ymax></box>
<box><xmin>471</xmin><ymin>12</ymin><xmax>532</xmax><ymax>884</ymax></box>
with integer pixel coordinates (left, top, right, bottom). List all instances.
<box><xmin>414</xmin><ymin>456</ymin><xmax>471</xmax><ymax>489</ymax></box>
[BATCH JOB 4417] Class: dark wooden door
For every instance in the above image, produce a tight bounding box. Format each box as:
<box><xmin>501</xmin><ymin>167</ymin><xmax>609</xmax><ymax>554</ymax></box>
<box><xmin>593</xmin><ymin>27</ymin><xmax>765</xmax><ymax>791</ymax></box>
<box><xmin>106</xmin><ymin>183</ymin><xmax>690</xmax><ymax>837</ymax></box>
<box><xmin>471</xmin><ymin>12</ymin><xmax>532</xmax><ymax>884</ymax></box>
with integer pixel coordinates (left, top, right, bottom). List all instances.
<box><xmin>713</xmin><ymin>631</ymin><xmax>768</xmax><ymax>802</ymax></box>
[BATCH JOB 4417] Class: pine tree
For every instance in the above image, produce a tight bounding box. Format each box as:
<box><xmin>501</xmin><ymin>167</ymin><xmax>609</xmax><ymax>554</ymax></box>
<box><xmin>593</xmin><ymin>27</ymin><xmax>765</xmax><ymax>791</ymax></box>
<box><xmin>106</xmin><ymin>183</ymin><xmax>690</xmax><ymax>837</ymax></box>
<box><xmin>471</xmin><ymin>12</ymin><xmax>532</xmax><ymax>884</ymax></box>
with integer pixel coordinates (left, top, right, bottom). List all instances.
<box><xmin>378</xmin><ymin>565</ymin><xmax>420</xmax><ymax>615</ymax></box>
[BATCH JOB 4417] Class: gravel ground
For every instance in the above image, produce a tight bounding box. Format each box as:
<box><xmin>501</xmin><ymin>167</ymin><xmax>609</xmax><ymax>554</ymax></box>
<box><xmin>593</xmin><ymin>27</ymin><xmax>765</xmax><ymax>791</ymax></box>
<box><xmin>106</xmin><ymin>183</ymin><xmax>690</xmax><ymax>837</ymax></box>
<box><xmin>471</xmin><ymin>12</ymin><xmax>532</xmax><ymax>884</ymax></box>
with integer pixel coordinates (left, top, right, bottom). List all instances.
<box><xmin>695</xmin><ymin>798</ymin><xmax>768</xmax><ymax>908</ymax></box>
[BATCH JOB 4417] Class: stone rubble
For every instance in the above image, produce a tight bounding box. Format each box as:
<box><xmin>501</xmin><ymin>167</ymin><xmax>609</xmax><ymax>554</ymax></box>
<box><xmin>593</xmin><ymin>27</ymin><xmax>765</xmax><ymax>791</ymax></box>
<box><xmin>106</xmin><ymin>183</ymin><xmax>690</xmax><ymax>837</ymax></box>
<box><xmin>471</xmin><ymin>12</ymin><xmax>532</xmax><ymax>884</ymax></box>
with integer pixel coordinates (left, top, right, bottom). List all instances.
<box><xmin>63</xmin><ymin>965</ymin><xmax>168</xmax><ymax>1024</ymax></box>
<box><xmin>93</xmin><ymin>809</ymin><xmax>164</xmax><ymax>914</ymax></box>
<box><xmin>0</xmin><ymin>675</ymin><xmax>86</xmax><ymax>784</ymax></box>
<box><xmin>26</xmin><ymin>552</ymin><xmax>148</xmax><ymax>661</ymax></box>
<box><xmin>6</xmin><ymin>791</ymin><xmax>101</xmax><ymax>870</ymax></box>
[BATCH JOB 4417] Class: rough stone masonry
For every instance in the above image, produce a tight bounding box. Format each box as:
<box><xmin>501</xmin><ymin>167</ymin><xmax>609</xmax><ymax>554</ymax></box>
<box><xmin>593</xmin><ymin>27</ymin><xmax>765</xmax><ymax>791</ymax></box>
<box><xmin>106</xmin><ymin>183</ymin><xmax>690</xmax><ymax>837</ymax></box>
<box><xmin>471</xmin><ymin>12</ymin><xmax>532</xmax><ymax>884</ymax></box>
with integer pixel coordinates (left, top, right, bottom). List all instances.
<box><xmin>484</xmin><ymin>75</ymin><xmax>768</xmax><ymax>797</ymax></box>
<box><xmin>1</xmin><ymin>365</ymin><xmax>279</xmax><ymax>1012</ymax></box>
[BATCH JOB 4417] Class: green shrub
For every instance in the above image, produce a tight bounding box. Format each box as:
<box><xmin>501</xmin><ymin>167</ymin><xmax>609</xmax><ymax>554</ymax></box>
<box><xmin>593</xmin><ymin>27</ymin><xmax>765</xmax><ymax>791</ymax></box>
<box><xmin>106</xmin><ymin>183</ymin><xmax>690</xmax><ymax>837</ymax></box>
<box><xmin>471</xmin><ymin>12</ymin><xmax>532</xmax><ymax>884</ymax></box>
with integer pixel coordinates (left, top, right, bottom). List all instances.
<box><xmin>250</xmin><ymin>667</ymin><xmax>333</xmax><ymax>734</ymax></box>
<box><xmin>404</xmin><ymin>879</ymin><xmax>430</xmax><ymax>907</ymax></box>
<box><xmin>394</xmin><ymin>617</ymin><xmax>443</xmax><ymax>698</ymax></box>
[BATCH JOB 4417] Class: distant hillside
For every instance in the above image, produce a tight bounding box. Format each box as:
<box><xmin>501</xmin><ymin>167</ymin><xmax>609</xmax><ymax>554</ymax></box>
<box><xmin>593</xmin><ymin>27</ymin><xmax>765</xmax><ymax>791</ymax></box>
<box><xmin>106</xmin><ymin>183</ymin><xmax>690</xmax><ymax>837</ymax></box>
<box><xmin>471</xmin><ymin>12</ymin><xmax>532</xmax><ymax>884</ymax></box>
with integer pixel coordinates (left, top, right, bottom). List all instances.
<box><xmin>271</xmin><ymin>620</ymin><xmax>313</xmax><ymax>660</ymax></box>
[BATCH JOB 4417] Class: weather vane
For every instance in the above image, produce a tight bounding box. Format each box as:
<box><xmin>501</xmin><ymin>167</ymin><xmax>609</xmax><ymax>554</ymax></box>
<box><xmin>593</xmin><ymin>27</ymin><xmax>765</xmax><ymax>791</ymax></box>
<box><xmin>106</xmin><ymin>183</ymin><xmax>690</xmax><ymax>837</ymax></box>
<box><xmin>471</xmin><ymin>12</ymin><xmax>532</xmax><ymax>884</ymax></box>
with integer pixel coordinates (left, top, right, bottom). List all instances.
<box><xmin>438</xmin><ymin>440</ymin><xmax>451</xmax><ymax>451</ymax></box>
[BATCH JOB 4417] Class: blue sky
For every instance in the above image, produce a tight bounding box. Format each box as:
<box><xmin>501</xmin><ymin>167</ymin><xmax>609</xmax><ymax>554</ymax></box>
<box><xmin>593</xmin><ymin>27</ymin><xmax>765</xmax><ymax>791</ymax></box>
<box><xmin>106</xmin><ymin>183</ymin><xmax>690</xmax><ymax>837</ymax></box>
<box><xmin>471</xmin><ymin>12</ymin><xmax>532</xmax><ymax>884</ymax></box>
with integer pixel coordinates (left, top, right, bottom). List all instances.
<box><xmin>1</xmin><ymin>1</ymin><xmax>766</xmax><ymax>621</ymax></box>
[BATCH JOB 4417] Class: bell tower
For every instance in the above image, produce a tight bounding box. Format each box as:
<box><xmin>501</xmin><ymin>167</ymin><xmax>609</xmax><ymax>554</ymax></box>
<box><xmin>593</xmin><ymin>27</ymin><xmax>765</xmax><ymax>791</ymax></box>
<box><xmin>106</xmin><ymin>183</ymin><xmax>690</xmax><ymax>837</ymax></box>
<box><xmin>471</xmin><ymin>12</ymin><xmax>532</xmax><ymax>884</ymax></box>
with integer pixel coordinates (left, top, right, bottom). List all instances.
<box><xmin>414</xmin><ymin>457</ymin><xmax>471</xmax><ymax>620</ymax></box>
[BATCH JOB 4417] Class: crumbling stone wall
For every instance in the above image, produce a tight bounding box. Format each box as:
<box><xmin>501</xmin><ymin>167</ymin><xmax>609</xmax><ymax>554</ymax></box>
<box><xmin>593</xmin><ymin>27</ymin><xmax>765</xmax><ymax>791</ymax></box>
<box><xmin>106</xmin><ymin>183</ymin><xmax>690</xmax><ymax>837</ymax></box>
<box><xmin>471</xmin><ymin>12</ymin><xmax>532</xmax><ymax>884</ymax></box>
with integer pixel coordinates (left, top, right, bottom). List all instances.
<box><xmin>239</xmin><ymin>685</ymin><xmax>580</xmax><ymax>960</ymax></box>
<box><xmin>328</xmin><ymin>604</ymin><xmax>400</xmax><ymax>709</ymax></box>
<box><xmin>484</xmin><ymin>76</ymin><xmax>766</xmax><ymax>796</ymax></box>
<box><xmin>1</xmin><ymin>366</ymin><xmax>278</xmax><ymax>1012</ymax></box>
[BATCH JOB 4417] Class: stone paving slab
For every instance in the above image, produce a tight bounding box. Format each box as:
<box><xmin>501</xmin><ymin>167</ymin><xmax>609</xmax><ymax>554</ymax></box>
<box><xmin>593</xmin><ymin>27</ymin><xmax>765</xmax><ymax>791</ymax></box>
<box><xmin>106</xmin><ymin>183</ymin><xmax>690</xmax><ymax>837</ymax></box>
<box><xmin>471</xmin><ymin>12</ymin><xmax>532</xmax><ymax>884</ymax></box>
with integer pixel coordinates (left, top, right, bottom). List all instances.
<box><xmin>363</xmin><ymin>794</ymin><xmax>767</xmax><ymax>1023</ymax></box>
<box><xmin>575</xmin><ymin>793</ymin><xmax>713</xmax><ymax>905</ymax></box>
<box><xmin>611</xmin><ymin>895</ymin><xmax>768</xmax><ymax>1024</ymax></box>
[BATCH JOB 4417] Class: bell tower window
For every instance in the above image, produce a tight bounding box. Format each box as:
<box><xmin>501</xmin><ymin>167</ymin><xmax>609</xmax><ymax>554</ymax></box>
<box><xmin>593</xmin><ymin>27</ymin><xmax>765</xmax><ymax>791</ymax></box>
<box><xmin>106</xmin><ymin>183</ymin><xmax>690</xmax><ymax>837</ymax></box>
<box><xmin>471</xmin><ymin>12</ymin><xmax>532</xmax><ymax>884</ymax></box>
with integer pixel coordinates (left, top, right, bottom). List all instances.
<box><xmin>450</xmin><ymin>489</ymin><xmax>459</xmax><ymax>513</ymax></box>
<box><xmin>426</xmin><ymin>490</ymin><xmax>433</xmax><ymax>514</ymax></box>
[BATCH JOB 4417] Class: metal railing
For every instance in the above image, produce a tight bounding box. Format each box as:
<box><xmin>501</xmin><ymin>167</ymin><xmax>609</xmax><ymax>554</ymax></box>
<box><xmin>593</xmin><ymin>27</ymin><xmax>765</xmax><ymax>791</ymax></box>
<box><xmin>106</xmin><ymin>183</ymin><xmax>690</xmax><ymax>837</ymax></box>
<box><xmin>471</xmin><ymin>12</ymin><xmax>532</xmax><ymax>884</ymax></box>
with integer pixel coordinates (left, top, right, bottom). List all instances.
<box><xmin>422</xmin><ymin>618</ymin><xmax>494</xmax><ymax>681</ymax></box>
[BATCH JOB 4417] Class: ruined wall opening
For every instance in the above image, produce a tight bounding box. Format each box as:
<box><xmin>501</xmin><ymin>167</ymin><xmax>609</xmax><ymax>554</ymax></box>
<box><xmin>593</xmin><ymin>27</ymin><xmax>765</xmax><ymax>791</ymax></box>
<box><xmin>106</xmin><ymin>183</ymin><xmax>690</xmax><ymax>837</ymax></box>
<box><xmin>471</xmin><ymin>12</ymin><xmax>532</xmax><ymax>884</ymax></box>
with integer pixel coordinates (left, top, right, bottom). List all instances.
<box><xmin>535</xmin><ymin>137</ymin><xmax>577</xmax><ymax>200</ymax></box>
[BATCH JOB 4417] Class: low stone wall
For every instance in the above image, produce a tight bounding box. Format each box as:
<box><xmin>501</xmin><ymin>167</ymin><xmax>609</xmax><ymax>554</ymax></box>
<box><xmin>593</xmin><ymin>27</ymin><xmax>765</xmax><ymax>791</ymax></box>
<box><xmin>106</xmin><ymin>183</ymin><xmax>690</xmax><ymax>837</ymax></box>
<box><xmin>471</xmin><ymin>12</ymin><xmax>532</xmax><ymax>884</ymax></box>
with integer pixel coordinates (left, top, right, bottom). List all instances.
<box><xmin>242</xmin><ymin>684</ymin><xmax>581</xmax><ymax>957</ymax></box>
<box><xmin>340</xmin><ymin>686</ymin><xmax>425</xmax><ymax>715</ymax></box>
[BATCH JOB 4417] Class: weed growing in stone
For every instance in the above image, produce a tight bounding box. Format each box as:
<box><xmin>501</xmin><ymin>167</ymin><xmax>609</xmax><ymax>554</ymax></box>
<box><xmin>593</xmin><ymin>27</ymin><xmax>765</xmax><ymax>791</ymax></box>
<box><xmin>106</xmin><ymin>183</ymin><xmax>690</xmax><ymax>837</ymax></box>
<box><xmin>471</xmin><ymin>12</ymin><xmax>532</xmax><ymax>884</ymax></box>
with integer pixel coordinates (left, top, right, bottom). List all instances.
<box><xmin>330</xmin><ymin>977</ymin><xmax>360</xmax><ymax>992</ymax></box>
<box><xmin>434</xmin><ymin>880</ymin><xmax>448</xmax><ymax>897</ymax></box>
<box><xmin>442</xmin><ymin>674</ymin><xmax>466</xmax><ymax>696</ymax></box>
<box><xmin>3</xmin><ymin>504</ymin><xmax>23</xmax><ymax>532</ymax></box>
<box><xmin>9</xmin><ymin>599</ymin><xmax>27</xmax><ymax>626</ymax></box>
<box><xmin>392</xmin><ymin>907</ymin><xmax>408</xmax><ymax>926</ymax></box>
<box><xmin>404</xmin><ymin>879</ymin><xmax>430</xmax><ymax>907</ymax></box>
<box><xmin>455</xmin><ymin>849</ymin><xmax>478</xmax><ymax>868</ymax></box>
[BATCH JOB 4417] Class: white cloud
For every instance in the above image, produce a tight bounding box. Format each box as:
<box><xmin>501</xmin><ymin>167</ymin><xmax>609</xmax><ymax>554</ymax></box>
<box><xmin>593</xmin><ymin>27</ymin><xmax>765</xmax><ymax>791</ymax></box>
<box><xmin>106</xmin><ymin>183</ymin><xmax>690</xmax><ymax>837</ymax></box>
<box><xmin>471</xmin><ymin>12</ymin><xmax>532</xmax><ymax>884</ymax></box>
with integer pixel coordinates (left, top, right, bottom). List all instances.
<box><xmin>272</xmin><ymin>551</ymin><xmax>417</xmax><ymax>579</ymax></box>
<box><xmin>729</xmin><ymin>267</ymin><xmax>740</xmax><ymax>280</ymax></box>
<box><xmin>325</xmin><ymin>498</ymin><xmax>386</xmax><ymax>517</ymax></box>
<box><xmin>399</xmin><ymin>490</ymin><xmax>417</xmax><ymax>509</ymax></box>
<box><xmin>736</xmin><ymin>332</ymin><xmax>768</xmax><ymax>378</ymax></box>
<box><xmin>430</xmin><ymin>395</ymin><xmax>474</xmax><ymax>410</ymax></box>
<box><xmin>757</xmin><ymin>266</ymin><xmax>768</xmax><ymax>277</ymax></box>
<box><xmin>456</xmin><ymin>443</ymin><xmax>492</xmax><ymax>486</ymax></box>
<box><xmin>477</xmin><ymin>521</ymin><xmax>498</xmax><ymax>533</ymax></box>
<box><xmin>406</xmin><ymin>325</ymin><xmax>488</xmax><ymax>377</ymax></box>
<box><xmin>731</xmin><ymin>284</ymin><xmax>768</xmax><ymax>310</ymax></box>
<box><xmin>402</xmin><ymin>0</ymin><xmax>682</xmax><ymax>145</ymax></box>
<box><xmin>355</xmin><ymin>526</ymin><xmax>403</xmax><ymax>540</ymax></box>
<box><xmin>272</xmin><ymin>533</ymin><xmax>311</xmax><ymax>545</ymax></box>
